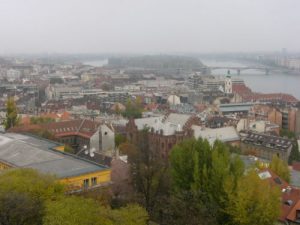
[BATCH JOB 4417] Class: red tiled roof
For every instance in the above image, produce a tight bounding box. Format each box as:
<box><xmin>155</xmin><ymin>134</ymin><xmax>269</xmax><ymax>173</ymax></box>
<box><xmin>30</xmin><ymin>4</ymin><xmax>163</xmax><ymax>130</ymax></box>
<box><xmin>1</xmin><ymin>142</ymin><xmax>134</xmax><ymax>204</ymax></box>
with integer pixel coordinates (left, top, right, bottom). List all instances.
<box><xmin>259</xmin><ymin>169</ymin><xmax>300</xmax><ymax>223</ymax></box>
<box><xmin>44</xmin><ymin>119</ymin><xmax>100</xmax><ymax>138</ymax></box>
<box><xmin>232</xmin><ymin>84</ymin><xmax>252</xmax><ymax>96</ymax></box>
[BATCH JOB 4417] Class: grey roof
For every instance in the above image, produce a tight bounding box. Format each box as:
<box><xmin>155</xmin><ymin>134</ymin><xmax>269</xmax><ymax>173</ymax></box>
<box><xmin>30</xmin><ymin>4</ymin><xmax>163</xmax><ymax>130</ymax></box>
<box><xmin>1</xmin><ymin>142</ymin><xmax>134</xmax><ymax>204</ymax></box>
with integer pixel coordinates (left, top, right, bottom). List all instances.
<box><xmin>192</xmin><ymin>125</ymin><xmax>240</xmax><ymax>145</ymax></box>
<box><xmin>241</xmin><ymin>130</ymin><xmax>292</xmax><ymax>152</ymax></box>
<box><xmin>0</xmin><ymin>133</ymin><xmax>108</xmax><ymax>178</ymax></box>
<box><xmin>219</xmin><ymin>103</ymin><xmax>253</xmax><ymax>113</ymax></box>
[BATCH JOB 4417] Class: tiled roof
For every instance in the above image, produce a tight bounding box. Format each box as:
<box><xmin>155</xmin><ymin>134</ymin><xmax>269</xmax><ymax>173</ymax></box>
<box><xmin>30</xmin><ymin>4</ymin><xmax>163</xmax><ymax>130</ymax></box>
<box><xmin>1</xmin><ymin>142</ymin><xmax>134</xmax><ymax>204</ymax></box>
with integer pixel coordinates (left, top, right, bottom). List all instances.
<box><xmin>241</xmin><ymin>131</ymin><xmax>292</xmax><ymax>152</ymax></box>
<box><xmin>44</xmin><ymin>119</ymin><xmax>100</xmax><ymax>138</ymax></box>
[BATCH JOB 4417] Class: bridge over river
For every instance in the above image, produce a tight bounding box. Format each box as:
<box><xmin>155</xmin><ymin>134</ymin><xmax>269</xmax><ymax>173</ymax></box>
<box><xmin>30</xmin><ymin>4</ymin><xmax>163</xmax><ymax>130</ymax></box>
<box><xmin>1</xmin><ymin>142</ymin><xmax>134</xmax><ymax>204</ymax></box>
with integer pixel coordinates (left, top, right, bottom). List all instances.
<box><xmin>198</xmin><ymin>66</ymin><xmax>292</xmax><ymax>75</ymax></box>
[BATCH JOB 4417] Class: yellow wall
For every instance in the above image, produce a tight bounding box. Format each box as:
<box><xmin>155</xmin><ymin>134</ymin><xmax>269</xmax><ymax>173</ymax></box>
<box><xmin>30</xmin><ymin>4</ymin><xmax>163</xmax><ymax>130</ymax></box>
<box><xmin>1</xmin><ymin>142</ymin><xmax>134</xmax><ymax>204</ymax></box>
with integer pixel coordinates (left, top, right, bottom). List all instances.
<box><xmin>0</xmin><ymin>160</ymin><xmax>111</xmax><ymax>193</ymax></box>
<box><xmin>54</xmin><ymin>145</ymin><xmax>65</xmax><ymax>152</ymax></box>
<box><xmin>60</xmin><ymin>169</ymin><xmax>111</xmax><ymax>192</ymax></box>
<box><xmin>0</xmin><ymin>161</ymin><xmax>12</xmax><ymax>170</ymax></box>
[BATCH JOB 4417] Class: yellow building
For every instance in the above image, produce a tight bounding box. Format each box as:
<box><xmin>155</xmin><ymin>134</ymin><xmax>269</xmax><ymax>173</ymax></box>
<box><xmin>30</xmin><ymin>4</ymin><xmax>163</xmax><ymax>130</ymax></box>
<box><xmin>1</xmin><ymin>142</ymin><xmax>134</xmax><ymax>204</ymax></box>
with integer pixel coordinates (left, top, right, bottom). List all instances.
<box><xmin>0</xmin><ymin>133</ymin><xmax>111</xmax><ymax>192</ymax></box>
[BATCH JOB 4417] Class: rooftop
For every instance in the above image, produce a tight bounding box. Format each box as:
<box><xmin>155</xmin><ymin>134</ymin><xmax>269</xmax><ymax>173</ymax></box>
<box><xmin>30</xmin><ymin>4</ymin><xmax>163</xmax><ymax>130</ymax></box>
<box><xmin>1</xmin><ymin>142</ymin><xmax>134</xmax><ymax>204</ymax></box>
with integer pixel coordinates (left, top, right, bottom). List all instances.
<box><xmin>0</xmin><ymin>133</ymin><xmax>108</xmax><ymax>178</ymax></box>
<box><xmin>241</xmin><ymin>130</ymin><xmax>292</xmax><ymax>152</ymax></box>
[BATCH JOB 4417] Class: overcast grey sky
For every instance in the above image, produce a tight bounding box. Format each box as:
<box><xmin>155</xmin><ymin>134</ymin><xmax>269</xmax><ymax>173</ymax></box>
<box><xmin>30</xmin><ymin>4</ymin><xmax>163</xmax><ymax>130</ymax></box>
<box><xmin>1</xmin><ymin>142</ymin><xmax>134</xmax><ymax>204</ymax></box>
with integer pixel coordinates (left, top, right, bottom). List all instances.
<box><xmin>0</xmin><ymin>0</ymin><xmax>299</xmax><ymax>54</ymax></box>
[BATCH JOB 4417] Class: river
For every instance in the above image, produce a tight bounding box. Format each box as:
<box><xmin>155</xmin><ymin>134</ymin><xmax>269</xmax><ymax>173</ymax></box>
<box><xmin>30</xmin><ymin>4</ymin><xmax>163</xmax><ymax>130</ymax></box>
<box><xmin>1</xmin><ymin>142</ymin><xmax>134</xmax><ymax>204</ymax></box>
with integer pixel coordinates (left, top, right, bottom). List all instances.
<box><xmin>201</xmin><ymin>59</ymin><xmax>300</xmax><ymax>100</ymax></box>
<box><xmin>83</xmin><ymin>59</ymin><xmax>108</xmax><ymax>67</ymax></box>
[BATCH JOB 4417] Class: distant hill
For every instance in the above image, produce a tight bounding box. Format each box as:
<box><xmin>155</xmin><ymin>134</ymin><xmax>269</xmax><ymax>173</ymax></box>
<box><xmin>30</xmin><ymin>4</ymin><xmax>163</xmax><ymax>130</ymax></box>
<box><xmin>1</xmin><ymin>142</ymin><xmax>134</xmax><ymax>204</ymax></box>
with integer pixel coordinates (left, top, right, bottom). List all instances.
<box><xmin>107</xmin><ymin>55</ymin><xmax>203</xmax><ymax>70</ymax></box>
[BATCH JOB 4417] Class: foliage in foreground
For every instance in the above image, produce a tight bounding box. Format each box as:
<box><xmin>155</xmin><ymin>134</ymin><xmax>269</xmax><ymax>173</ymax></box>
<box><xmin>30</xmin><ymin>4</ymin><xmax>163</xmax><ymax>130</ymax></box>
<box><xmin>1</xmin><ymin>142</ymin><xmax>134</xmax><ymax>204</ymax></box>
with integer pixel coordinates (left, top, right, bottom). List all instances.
<box><xmin>0</xmin><ymin>169</ymin><xmax>148</xmax><ymax>225</ymax></box>
<box><xmin>169</xmin><ymin>138</ymin><xmax>281</xmax><ymax>225</ymax></box>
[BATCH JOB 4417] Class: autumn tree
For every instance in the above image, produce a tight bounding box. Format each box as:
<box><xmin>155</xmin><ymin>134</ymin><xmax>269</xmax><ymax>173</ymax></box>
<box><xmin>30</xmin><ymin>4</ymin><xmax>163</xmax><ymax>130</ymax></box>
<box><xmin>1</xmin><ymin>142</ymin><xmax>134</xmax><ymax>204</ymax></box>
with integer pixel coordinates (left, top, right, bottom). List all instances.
<box><xmin>44</xmin><ymin>196</ymin><xmax>148</xmax><ymax>225</ymax></box>
<box><xmin>0</xmin><ymin>169</ymin><xmax>64</xmax><ymax>225</ymax></box>
<box><xmin>5</xmin><ymin>97</ymin><xmax>19</xmax><ymax>130</ymax></box>
<box><xmin>225</xmin><ymin>170</ymin><xmax>281</xmax><ymax>225</ymax></box>
<box><xmin>269</xmin><ymin>155</ymin><xmax>291</xmax><ymax>182</ymax></box>
<box><xmin>124</xmin><ymin>128</ymin><xmax>170</xmax><ymax>219</ymax></box>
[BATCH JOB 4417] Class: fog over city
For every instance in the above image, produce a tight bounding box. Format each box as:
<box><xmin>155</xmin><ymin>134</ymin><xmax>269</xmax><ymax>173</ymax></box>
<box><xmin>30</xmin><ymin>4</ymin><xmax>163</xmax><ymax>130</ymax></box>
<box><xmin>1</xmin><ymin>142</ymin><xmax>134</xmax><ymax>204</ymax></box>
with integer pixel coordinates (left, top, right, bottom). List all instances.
<box><xmin>1</xmin><ymin>0</ymin><xmax>300</xmax><ymax>54</ymax></box>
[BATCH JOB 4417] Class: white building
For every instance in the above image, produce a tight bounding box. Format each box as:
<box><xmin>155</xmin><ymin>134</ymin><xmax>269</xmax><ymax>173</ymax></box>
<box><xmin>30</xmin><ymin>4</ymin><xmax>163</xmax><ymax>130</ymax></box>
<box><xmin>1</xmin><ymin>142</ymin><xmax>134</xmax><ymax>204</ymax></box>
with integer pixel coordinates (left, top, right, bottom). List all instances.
<box><xmin>6</xmin><ymin>69</ymin><xmax>21</xmax><ymax>82</ymax></box>
<box><xmin>224</xmin><ymin>76</ymin><xmax>232</xmax><ymax>94</ymax></box>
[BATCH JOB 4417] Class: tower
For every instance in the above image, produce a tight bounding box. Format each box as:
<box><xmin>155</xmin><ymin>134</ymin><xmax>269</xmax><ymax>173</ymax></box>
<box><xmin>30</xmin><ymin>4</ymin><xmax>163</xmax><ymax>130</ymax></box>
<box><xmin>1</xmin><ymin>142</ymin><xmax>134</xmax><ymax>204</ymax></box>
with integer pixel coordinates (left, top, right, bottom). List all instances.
<box><xmin>224</xmin><ymin>75</ymin><xmax>232</xmax><ymax>94</ymax></box>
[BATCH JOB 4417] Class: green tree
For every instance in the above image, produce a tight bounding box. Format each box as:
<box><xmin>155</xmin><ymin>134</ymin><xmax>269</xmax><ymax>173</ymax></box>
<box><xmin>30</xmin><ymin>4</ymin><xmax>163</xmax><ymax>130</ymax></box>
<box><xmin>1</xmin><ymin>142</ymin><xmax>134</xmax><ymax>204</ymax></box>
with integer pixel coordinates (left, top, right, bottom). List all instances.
<box><xmin>30</xmin><ymin>116</ymin><xmax>55</xmax><ymax>124</ymax></box>
<box><xmin>0</xmin><ymin>169</ymin><xmax>64</xmax><ymax>225</ymax></box>
<box><xmin>115</xmin><ymin>134</ymin><xmax>127</xmax><ymax>148</ymax></box>
<box><xmin>170</xmin><ymin>139</ymin><xmax>245</xmax><ymax>225</ymax></box>
<box><xmin>64</xmin><ymin>144</ymin><xmax>74</xmax><ymax>154</ymax></box>
<box><xmin>288</xmin><ymin>141</ymin><xmax>300</xmax><ymax>165</ymax></box>
<box><xmin>0</xmin><ymin>191</ymin><xmax>44</xmax><ymax>225</ymax></box>
<box><xmin>269</xmin><ymin>155</ymin><xmax>291</xmax><ymax>182</ymax></box>
<box><xmin>44</xmin><ymin>196</ymin><xmax>148</xmax><ymax>225</ymax></box>
<box><xmin>280</xmin><ymin>129</ymin><xmax>296</xmax><ymax>139</ymax></box>
<box><xmin>0</xmin><ymin>169</ymin><xmax>64</xmax><ymax>201</ymax></box>
<box><xmin>122</xmin><ymin>98</ymin><xmax>143</xmax><ymax>119</ymax></box>
<box><xmin>225</xmin><ymin>170</ymin><xmax>281</xmax><ymax>225</ymax></box>
<box><xmin>43</xmin><ymin>196</ymin><xmax>112</xmax><ymax>225</ymax></box>
<box><xmin>110</xmin><ymin>204</ymin><xmax>149</xmax><ymax>225</ymax></box>
<box><xmin>4</xmin><ymin>97</ymin><xmax>19</xmax><ymax>130</ymax></box>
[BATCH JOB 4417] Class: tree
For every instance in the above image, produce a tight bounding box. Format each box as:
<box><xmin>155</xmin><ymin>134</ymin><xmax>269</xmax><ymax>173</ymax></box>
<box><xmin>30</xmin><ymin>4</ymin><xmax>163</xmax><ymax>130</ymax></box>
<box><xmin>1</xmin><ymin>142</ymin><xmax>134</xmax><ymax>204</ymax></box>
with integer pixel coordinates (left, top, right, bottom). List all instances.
<box><xmin>280</xmin><ymin>129</ymin><xmax>296</xmax><ymax>139</ymax></box>
<box><xmin>4</xmin><ymin>97</ymin><xmax>19</xmax><ymax>130</ymax></box>
<box><xmin>44</xmin><ymin>196</ymin><xmax>148</xmax><ymax>225</ymax></box>
<box><xmin>30</xmin><ymin>116</ymin><xmax>55</xmax><ymax>124</ymax></box>
<box><xmin>43</xmin><ymin>196</ymin><xmax>112</xmax><ymax>225</ymax></box>
<box><xmin>225</xmin><ymin>170</ymin><xmax>281</xmax><ymax>225</ymax></box>
<box><xmin>115</xmin><ymin>134</ymin><xmax>127</xmax><ymax>148</ymax></box>
<box><xmin>269</xmin><ymin>155</ymin><xmax>291</xmax><ymax>182</ymax></box>
<box><xmin>170</xmin><ymin>139</ymin><xmax>245</xmax><ymax>225</ymax></box>
<box><xmin>0</xmin><ymin>191</ymin><xmax>44</xmax><ymax>225</ymax></box>
<box><xmin>122</xmin><ymin>98</ymin><xmax>143</xmax><ymax>119</ymax></box>
<box><xmin>64</xmin><ymin>144</ymin><xmax>74</xmax><ymax>154</ymax></box>
<box><xmin>125</xmin><ymin>128</ymin><xmax>169</xmax><ymax>219</ymax></box>
<box><xmin>0</xmin><ymin>169</ymin><xmax>64</xmax><ymax>225</ymax></box>
<box><xmin>0</xmin><ymin>169</ymin><xmax>64</xmax><ymax>201</ymax></box>
<box><xmin>288</xmin><ymin>141</ymin><xmax>300</xmax><ymax>165</ymax></box>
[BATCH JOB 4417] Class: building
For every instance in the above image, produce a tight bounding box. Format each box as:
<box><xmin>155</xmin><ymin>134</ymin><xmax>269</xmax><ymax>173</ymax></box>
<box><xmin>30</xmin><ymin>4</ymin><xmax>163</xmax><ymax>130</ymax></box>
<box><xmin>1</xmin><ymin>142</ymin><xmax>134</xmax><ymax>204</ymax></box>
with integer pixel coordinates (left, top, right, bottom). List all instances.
<box><xmin>258</xmin><ymin>169</ymin><xmax>300</xmax><ymax>225</ymax></box>
<box><xmin>10</xmin><ymin>119</ymin><xmax>115</xmax><ymax>154</ymax></box>
<box><xmin>187</xmin><ymin>73</ymin><xmax>203</xmax><ymax>90</ymax></box>
<box><xmin>240</xmin><ymin>131</ymin><xmax>292</xmax><ymax>162</ymax></box>
<box><xmin>0</xmin><ymin>133</ymin><xmax>111</xmax><ymax>192</ymax></box>
<box><xmin>282</xmin><ymin>108</ymin><xmax>300</xmax><ymax>136</ymax></box>
<box><xmin>219</xmin><ymin>102</ymin><xmax>253</xmax><ymax>115</ymax></box>
<box><xmin>192</xmin><ymin>125</ymin><xmax>240</xmax><ymax>146</ymax></box>
<box><xmin>126</xmin><ymin>113</ymin><xmax>201</xmax><ymax>156</ymax></box>
<box><xmin>6</xmin><ymin>69</ymin><xmax>21</xmax><ymax>82</ymax></box>
<box><xmin>224</xmin><ymin>75</ymin><xmax>232</xmax><ymax>94</ymax></box>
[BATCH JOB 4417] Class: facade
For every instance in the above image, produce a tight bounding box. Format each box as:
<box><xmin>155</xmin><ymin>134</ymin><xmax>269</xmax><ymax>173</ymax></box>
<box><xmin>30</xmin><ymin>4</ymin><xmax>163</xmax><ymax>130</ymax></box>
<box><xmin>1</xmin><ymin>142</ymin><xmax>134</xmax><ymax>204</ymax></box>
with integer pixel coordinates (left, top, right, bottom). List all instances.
<box><xmin>240</xmin><ymin>131</ymin><xmax>292</xmax><ymax>162</ymax></box>
<box><xmin>282</xmin><ymin>108</ymin><xmax>300</xmax><ymax>135</ymax></box>
<box><xmin>6</xmin><ymin>69</ymin><xmax>21</xmax><ymax>82</ymax></box>
<box><xmin>126</xmin><ymin>113</ymin><xmax>200</xmax><ymax>156</ymax></box>
<box><xmin>0</xmin><ymin>133</ymin><xmax>111</xmax><ymax>192</ymax></box>
<box><xmin>224</xmin><ymin>76</ymin><xmax>232</xmax><ymax>94</ymax></box>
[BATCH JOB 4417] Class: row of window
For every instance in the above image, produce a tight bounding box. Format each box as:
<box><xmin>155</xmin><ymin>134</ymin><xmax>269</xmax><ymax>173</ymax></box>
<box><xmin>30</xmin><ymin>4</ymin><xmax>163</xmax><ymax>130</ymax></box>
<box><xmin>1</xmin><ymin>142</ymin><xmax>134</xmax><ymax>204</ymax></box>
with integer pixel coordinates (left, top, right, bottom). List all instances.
<box><xmin>83</xmin><ymin>177</ymin><xmax>97</xmax><ymax>189</ymax></box>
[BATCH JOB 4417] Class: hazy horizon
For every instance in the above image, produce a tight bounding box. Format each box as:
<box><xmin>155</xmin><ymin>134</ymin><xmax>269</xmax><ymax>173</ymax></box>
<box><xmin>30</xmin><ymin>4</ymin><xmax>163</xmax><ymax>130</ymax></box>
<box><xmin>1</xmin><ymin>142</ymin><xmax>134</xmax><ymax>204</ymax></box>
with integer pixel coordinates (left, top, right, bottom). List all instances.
<box><xmin>1</xmin><ymin>0</ymin><xmax>300</xmax><ymax>54</ymax></box>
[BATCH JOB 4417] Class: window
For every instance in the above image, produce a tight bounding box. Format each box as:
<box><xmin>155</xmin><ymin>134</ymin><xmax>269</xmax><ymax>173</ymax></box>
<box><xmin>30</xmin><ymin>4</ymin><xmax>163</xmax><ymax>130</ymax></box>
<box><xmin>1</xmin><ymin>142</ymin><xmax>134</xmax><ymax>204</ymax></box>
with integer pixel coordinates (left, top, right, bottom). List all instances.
<box><xmin>83</xmin><ymin>179</ymin><xmax>89</xmax><ymax>189</ymax></box>
<box><xmin>91</xmin><ymin>177</ymin><xmax>97</xmax><ymax>186</ymax></box>
<box><xmin>296</xmin><ymin>210</ymin><xmax>300</xmax><ymax>221</ymax></box>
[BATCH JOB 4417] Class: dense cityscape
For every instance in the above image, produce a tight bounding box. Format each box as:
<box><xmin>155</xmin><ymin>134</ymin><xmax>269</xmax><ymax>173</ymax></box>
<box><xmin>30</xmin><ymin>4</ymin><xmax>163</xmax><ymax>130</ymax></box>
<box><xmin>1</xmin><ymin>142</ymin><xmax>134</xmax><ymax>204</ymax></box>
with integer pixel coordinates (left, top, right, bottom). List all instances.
<box><xmin>1</xmin><ymin>0</ymin><xmax>300</xmax><ymax>225</ymax></box>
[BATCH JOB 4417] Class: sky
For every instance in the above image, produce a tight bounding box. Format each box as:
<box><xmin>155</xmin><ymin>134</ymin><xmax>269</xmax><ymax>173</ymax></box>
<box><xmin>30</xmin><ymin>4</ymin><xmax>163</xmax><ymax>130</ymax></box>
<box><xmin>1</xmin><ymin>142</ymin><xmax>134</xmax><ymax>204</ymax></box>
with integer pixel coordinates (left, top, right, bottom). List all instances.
<box><xmin>0</xmin><ymin>0</ymin><xmax>299</xmax><ymax>54</ymax></box>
